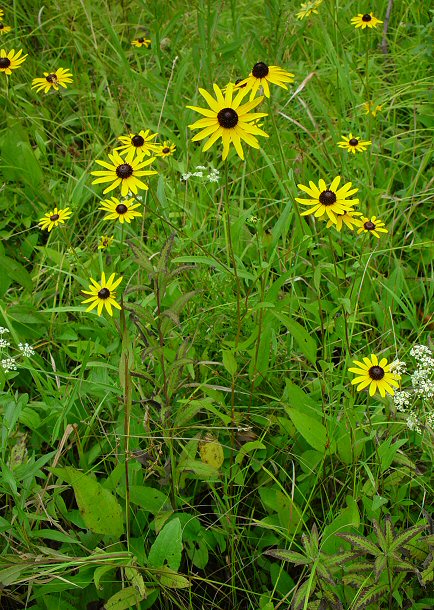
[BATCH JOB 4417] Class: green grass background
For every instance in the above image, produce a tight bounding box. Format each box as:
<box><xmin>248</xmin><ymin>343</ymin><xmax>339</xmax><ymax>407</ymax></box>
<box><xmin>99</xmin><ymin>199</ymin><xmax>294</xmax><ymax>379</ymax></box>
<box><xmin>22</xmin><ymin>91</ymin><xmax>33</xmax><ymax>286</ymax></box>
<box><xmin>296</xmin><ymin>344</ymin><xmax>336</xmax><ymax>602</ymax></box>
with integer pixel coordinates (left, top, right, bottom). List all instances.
<box><xmin>0</xmin><ymin>0</ymin><xmax>433</xmax><ymax>608</ymax></box>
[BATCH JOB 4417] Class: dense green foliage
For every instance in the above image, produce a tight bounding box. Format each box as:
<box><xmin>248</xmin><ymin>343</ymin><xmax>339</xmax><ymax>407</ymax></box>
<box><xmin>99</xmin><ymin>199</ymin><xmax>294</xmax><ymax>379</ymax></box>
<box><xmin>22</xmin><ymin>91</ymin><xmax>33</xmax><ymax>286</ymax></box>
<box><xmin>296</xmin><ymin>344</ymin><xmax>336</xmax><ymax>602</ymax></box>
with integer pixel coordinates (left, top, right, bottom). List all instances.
<box><xmin>0</xmin><ymin>1</ymin><xmax>433</xmax><ymax>608</ymax></box>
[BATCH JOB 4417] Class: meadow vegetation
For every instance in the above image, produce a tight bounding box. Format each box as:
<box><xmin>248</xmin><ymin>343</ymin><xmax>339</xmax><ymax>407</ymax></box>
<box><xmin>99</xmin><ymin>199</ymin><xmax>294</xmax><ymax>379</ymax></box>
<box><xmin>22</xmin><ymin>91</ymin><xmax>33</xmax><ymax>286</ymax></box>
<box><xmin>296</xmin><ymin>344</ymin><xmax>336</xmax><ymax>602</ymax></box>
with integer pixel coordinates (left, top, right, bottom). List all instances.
<box><xmin>0</xmin><ymin>1</ymin><xmax>433</xmax><ymax>608</ymax></box>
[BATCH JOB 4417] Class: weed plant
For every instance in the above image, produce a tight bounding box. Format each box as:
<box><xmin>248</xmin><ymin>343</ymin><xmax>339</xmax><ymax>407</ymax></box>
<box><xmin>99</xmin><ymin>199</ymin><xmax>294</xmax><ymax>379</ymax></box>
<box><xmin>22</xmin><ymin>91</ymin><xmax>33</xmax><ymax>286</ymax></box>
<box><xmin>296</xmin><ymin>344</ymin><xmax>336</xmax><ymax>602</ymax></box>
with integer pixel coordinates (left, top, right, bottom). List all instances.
<box><xmin>0</xmin><ymin>1</ymin><xmax>433</xmax><ymax>609</ymax></box>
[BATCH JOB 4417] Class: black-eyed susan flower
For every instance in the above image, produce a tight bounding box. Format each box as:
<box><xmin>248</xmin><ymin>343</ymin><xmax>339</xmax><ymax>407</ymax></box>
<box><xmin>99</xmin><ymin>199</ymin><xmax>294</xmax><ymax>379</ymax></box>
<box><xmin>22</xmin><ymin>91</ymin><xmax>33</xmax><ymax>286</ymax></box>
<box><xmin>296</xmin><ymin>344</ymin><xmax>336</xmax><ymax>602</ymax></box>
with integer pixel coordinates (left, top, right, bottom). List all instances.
<box><xmin>351</xmin><ymin>13</ymin><xmax>383</xmax><ymax>29</ymax></box>
<box><xmin>38</xmin><ymin>207</ymin><xmax>72</xmax><ymax>232</ymax></box>
<box><xmin>296</xmin><ymin>0</ymin><xmax>322</xmax><ymax>20</ymax></box>
<box><xmin>31</xmin><ymin>68</ymin><xmax>73</xmax><ymax>94</ymax></box>
<box><xmin>187</xmin><ymin>83</ymin><xmax>268</xmax><ymax>160</ymax></box>
<box><xmin>238</xmin><ymin>62</ymin><xmax>294</xmax><ymax>100</ymax></box>
<box><xmin>131</xmin><ymin>37</ymin><xmax>151</xmax><ymax>48</ymax></box>
<box><xmin>115</xmin><ymin>130</ymin><xmax>159</xmax><ymax>162</ymax></box>
<box><xmin>363</xmin><ymin>101</ymin><xmax>383</xmax><ymax>117</ymax></box>
<box><xmin>357</xmin><ymin>215</ymin><xmax>388</xmax><ymax>238</ymax></box>
<box><xmin>349</xmin><ymin>354</ymin><xmax>400</xmax><ymax>397</ymax></box>
<box><xmin>0</xmin><ymin>49</ymin><xmax>27</xmax><ymax>75</ymax></box>
<box><xmin>338</xmin><ymin>134</ymin><xmax>372</xmax><ymax>154</ymax></box>
<box><xmin>296</xmin><ymin>176</ymin><xmax>359</xmax><ymax>223</ymax></box>
<box><xmin>326</xmin><ymin>210</ymin><xmax>363</xmax><ymax>231</ymax></box>
<box><xmin>98</xmin><ymin>235</ymin><xmax>114</xmax><ymax>249</ymax></box>
<box><xmin>91</xmin><ymin>151</ymin><xmax>157</xmax><ymax>197</ymax></box>
<box><xmin>0</xmin><ymin>23</ymin><xmax>12</xmax><ymax>35</ymax></box>
<box><xmin>158</xmin><ymin>141</ymin><xmax>176</xmax><ymax>157</ymax></box>
<box><xmin>99</xmin><ymin>197</ymin><xmax>142</xmax><ymax>224</ymax></box>
<box><xmin>81</xmin><ymin>272</ymin><xmax>122</xmax><ymax>317</ymax></box>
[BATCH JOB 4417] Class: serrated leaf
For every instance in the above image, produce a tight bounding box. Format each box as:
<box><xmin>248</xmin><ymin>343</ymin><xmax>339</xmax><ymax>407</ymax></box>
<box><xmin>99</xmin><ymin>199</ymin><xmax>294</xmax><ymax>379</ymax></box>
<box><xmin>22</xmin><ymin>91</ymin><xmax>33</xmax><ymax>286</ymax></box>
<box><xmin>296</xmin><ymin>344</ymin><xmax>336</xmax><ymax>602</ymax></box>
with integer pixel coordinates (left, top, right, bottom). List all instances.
<box><xmin>336</xmin><ymin>533</ymin><xmax>380</xmax><ymax>557</ymax></box>
<box><xmin>353</xmin><ymin>584</ymin><xmax>389</xmax><ymax>610</ymax></box>
<box><xmin>264</xmin><ymin>548</ymin><xmax>310</xmax><ymax>565</ymax></box>
<box><xmin>391</xmin><ymin>523</ymin><xmax>427</xmax><ymax>552</ymax></box>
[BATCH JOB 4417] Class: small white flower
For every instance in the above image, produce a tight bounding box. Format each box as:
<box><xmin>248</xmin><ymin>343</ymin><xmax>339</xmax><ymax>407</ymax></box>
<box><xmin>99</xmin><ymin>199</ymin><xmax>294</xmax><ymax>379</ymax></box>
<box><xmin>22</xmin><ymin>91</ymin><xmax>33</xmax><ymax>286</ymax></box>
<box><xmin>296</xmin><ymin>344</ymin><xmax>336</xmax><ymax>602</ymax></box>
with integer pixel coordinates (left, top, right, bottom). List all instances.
<box><xmin>195</xmin><ymin>165</ymin><xmax>207</xmax><ymax>170</ymax></box>
<box><xmin>0</xmin><ymin>339</ymin><xmax>10</xmax><ymax>349</ymax></box>
<box><xmin>192</xmin><ymin>171</ymin><xmax>203</xmax><ymax>177</ymax></box>
<box><xmin>1</xmin><ymin>358</ymin><xmax>17</xmax><ymax>373</ymax></box>
<box><xmin>181</xmin><ymin>172</ymin><xmax>192</xmax><ymax>181</ymax></box>
<box><xmin>0</xmin><ymin>327</ymin><xmax>10</xmax><ymax>335</ymax></box>
<box><xmin>406</xmin><ymin>413</ymin><xmax>422</xmax><ymax>434</ymax></box>
<box><xmin>390</xmin><ymin>359</ymin><xmax>407</xmax><ymax>375</ymax></box>
<box><xmin>18</xmin><ymin>343</ymin><xmax>35</xmax><ymax>357</ymax></box>
<box><xmin>393</xmin><ymin>390</ymin><xmax>411</xmax><ymax>412</ymax></box>
<box><xmin>410</xmin><ymin>345</ymin><xmax>434</xmax><ymax>371</ymax></box>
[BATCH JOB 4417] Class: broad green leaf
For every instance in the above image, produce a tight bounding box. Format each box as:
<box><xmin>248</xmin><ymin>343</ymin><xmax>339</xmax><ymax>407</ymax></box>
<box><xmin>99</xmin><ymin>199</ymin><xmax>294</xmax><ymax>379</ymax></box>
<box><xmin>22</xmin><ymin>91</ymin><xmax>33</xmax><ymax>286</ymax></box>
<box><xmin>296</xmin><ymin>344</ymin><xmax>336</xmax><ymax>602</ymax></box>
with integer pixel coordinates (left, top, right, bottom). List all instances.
<box><xmin>148</xmin><ymin>518</ymin><xmax>182</xmax><ymax>571</ymax></box>
<box><xmin>118</xmin><ymin>485</ymin><xmax>168</xmax><ymax>514</ymax></box>
<box><xmin>272</xmin><ymin>311</ymin><xmax>317</xmax><ymax>364</ymax></box>
<box><xmin>0</xmin><ymin>255</ymin><xmax>33</xmax><ymax>292</ymax></box>
<box><xmin>51</xmin><ymin>467</ymin><xmax>123</xmax><ymax>538</ymax></box>
<box><xmin>104</xmin><ymin>586</ymin><xmax>145</xmax><ymax>610</ymax></box>
<box><xmin>285</xmin><ymin>408</ymin><xmax>335</xmax><ymax>453</ymax></box>
<box><xmin>157</xmin><ymin>567</ymin><xmax>191</xmax><ymax>589</ymax></box>
<box><xmin>222</xmin><ymin>349</ymin><xmax>237</xmax><ymax>375</ymax></box>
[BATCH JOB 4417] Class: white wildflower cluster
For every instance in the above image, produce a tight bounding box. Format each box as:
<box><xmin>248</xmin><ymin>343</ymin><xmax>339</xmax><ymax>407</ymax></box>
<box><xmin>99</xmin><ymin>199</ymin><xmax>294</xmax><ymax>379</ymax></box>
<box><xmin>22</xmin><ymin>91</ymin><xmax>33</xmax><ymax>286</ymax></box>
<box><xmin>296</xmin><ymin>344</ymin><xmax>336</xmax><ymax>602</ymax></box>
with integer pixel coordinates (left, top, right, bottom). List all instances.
<box><xmin>393</xmin><ymin>344</ymin><xmax>434</xmax><ymax>435</ymax></box>
<box><xmin>389</xmin><ymin>359</ymin><xmax>407</xmax><ymax>375</ymax></box>
<box><xmin>0</xmin><ymin>328</ymin><xmax>36</xmax><ymax>375</ymax></box>
<box><xmin>18</xmin><ymin>343</ymin><xmax>36</xmax><ymax>357</ymax></box>
<box><xmin>1</xmin><ymin>358</ymin><xmax>17</xmax><ymax>373</ymax></box>
<box><xmin>410</xmin><ymin>344</ymin><xmax>434</xmax><ymax>370</ymax></box>
<box><xmin>181</xmin><ymin>165</ymin><xmax>220</xmax><ymax>183</ymax></box>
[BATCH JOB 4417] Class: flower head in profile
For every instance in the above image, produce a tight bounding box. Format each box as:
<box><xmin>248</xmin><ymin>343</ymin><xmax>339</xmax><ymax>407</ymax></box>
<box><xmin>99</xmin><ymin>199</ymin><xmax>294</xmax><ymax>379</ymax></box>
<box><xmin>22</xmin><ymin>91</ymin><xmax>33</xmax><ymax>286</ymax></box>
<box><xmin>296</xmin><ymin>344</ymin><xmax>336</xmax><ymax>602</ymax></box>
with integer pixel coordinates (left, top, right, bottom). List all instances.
<box><xmin>132</xmin><ymin>37</ymin><xmax>151</xmax><ymax>48</ymax></box>
<box><xmin>357</xmin><ymin>215</ymin><xmax>388</xmax><ymax>238</ymax></box>
<box><xmin>98</xmin><ymin>235</ymin><xmax>114</xmax><ymax>249</ymax></box>
<box><xmin>39</xmin><ymin>207</ymin><xmax>72</xmax><ymax>232</ymax></box>
<box><xmin>157</xmin><ymin>141</ymin><xmax>176</xmax><ymax>157</ymax></box>
<box><xmin>326</xmin><ymin>210</ymin><xmax>363</xmax><ymax>232</ymax></box>
<box><xmin>296</xmin><ymin>1</ymin><xmax>322</xmax><ymax>20</ymax></box>
<box><xmin>32</xmin><ymin>68</ymin><xmax>73</xmax><ymax>94</ymax></box>
<box><xmin>187</xmin><ymin>83</ymin><xmax>268</xmax><ymax>160</ymax></box>
<box><xmin>0</xmin><ymin>23</ymin><xmax>12</xmax><ymax>35</ymax></box>
<box><xmin>351</xmin><ymin>13</ymin><xmax>383</xmax><ymax>29</ymax></box>
<box><xmin>363</xmin><ymin>101</ymin><xmax>383</xmax><ymax>117</ymax></box>
<box><xmin>349</xmin><ymin>354</ymin><xmax>400</xmax><ymax>397</ymax></box>
<box><xmin>296</xmin><ymin>176</ymin><xmax>359</xmax><ymax>223</ymax></box>
<box><xmin>338</xmin><ymin>134</ymin><xmax>372</xmax><ymax>154</ymax></box>
<box><xmin>115</xmin><ymin>129</ymin><xmax>159</xmax><ymax>162</ymax></box>
<box><xmin>81</xmin><ymin>272</ymin><xmax>123</xmax><ymax>317</ymax></box>
<box><xmin>91</xmin><ymin>151</ymin><xmax>157</xmax><ymax>197</ymax></box>
<box><xmin>99</xmin><ymin>197</ymin><xmax>142</xmax><ymax>224</ymax></box>
<box><xmin>238</xmin><ymin>62</ymin><xmax>294</xmax><ymax>100</ymax></box>
<box><xmin>0</xmin><ymin>49</ymin><xmax>27</xmax><ymax>75</ymax></box>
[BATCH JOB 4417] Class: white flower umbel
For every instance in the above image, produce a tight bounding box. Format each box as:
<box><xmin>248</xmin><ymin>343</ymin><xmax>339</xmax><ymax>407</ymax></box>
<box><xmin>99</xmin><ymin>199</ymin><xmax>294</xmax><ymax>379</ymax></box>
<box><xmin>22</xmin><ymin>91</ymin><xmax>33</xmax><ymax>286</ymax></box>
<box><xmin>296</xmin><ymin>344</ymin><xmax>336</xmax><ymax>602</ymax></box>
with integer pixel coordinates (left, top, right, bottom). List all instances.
<box><xmin>390</xmin><ymin>359</ymin><xmax>407</xmax><ymax>375</ymax></box>
<box><xmin>1</xmin><ymin>358</ymin><xmax>17</xmax><ymax>373</ymax></box>
<box><xmin>410</xmin><ymin>344</ymin><xmax>434</xmax><ymax>371</ymax></box>
<box><xmin>406</xmin><ymin>413</ymin><xmax>422</xmax><ymax>434</ymax></box>
<box><xmin>18</xmin><ymin>343</ymin><xmax>35</xmax><ymax>357</ymax></box>
<box><xmin>393</xmin><ymin>390</ymin><xmax>411</xmax><ymax>412</ymax></box>
<box><xmin>0</xmin><ymin>327</ymin><xmax>10</xmax><ymax>335</ymax></box>
<box><xmin>0</xmin><ymin>338</ymin><xmax>11</xmax><ymax>348</ymax></box>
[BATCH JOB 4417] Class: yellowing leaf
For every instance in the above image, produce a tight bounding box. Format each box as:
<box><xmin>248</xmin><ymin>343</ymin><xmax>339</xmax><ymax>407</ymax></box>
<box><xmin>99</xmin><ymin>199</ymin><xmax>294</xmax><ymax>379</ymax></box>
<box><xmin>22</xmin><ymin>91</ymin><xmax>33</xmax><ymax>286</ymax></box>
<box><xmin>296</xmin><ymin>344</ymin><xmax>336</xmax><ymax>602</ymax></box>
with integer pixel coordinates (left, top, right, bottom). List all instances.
<box><xmin>199</xmin><ymin>435</ymin><xmax>224</xmax><ymax>469</ymax></box>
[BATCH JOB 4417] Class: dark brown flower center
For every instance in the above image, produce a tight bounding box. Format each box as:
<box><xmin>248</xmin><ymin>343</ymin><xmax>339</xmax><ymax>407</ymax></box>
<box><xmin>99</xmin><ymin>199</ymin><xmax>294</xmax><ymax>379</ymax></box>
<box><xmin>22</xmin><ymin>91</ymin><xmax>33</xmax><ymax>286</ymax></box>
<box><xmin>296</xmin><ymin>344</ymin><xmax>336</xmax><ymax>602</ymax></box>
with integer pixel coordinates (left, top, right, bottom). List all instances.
<box><xmin>46</xmin><ymin>73</ymin><xmax>57</xmax><ymax>83</ymax></box>
<box><xmin>362</xmin><ymin>14</ymin><xmax>372</xmax><ymax>22</ymax></box>
<box><xmin>252</xmin><ymin>62</ymin><xmax>269</xmax><ymax>78</ymax></box>
<box><xmin>137</xmin><ymin>38</ymin><xmax>144</xmax><ymax>43</ymax></box>
<box><xmin>364</xmin><ymin>221</ymin><xmax>376</xmax><ymax>230</ymax></box>
<box><xmin>50</xmin><ymin>214</ymin><xmax>60</xmax><ymax>221</ymax></box>
<box><xmin>162</xmin><ymin>147</ymin><xmax>170</xmax><ymax>154</ymax></box>
<box><xmin>217</xmin><ymin>108</ymin><xmax>238</xmax><ymax>128</ymax></box>
<box><xmin>131</xmin><ymin>134</ymin><xmax>145</xmax><ymax>147</ymax></box>
<box><xmin>319</xmin><ymin>190</ymin><xmax>337</xmax><ymax>206</ymax></box>
<box><xmin>349</xmin><ymin>138</ymin><xmax>359</xmax><ymax>146</ymax></box>
<box><xmin>0</xmin><ymin>24</ymin><xmax>4</xmax><ymax>30</ymax></box>
<box><xmin>116</xmin><ymin>164</ymin><xmax>133</xmax><ymax>179</ymax></box>
<box><xmin>0</xmin><ymin>57</ymin><xmax>11</xmax><ymax>69</ymax></box>
<box><xmin>98</xmin><ymin>288</ymin><xmax>111</xmax><ymax>299</ymax></box>
<box><xmin>115</xmin><ymin>204</ymin><xmax>128</xmax><ymax>215</ymax></box>
<box><xmin>369</xmin><ymin>366</ymin><xmax>384</xmax><ymax>380</ymax></box>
